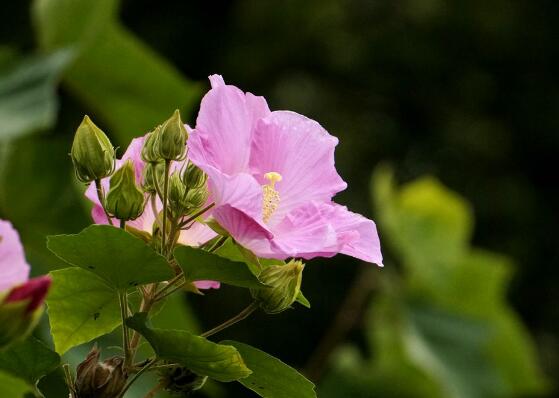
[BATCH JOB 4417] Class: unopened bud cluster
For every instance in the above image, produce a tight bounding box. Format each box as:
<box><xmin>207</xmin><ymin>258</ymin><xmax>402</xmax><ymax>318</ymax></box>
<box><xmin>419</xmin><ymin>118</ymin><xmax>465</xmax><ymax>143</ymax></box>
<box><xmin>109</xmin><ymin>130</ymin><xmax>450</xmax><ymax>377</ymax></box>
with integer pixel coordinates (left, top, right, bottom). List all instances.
<box><xmin>251</xmin><ymin>260</ymin><xmax>305</xmax><ymax>314</ymax></box>
<box><xmin>168</xmin><ymin>163</ymin><xmax>209</xmax><ymax>218</ymax></box>
<box><xmin>74</xmin><ymin>346</ymin><xmax>127</xmax><ymax>398</ymax></box>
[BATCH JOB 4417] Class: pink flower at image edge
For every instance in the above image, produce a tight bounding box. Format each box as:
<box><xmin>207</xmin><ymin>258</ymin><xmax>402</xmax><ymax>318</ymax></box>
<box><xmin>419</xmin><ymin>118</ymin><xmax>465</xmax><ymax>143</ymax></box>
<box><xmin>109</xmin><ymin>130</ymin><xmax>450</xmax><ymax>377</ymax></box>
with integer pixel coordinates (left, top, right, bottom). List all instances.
<box><xmin>0</xmin><ymin>220</ymin><xmax>51</xmax><ymax>312</ymax></box>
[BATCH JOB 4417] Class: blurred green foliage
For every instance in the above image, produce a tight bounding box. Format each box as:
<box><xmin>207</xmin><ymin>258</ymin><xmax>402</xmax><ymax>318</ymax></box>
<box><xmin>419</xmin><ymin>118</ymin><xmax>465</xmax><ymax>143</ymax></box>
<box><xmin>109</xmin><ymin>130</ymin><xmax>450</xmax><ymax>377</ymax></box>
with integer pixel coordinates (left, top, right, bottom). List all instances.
<box><xmin>319</xmin><ymin>168</ymin><xmax>548</xmax><ymax>397</ymax></box>
<box><xmin>0</xmin><ymin>0</ymin><xmax>555</xmax><ymax>396</ymax></box>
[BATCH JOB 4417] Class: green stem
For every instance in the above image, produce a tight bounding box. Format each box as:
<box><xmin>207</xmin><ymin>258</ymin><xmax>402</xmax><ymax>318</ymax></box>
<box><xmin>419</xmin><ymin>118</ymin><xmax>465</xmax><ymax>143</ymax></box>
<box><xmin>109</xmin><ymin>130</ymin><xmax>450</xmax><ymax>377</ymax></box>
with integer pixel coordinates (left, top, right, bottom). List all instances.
<box><xmin>120</xmin><ymin>219</ymin><xmax>126</xmax><ymax>229</ymax></box>
<box><xmin>178</xmin><ymin>203</ymin><xmax>215</xmax><ymax>228</ymax></box>
<box><xmin>207</xmin><ymin>235</ymin><xmax>228</xmax><ymax>254</ymax></box>
<box><xmin>95</xmin><ymin>179</ymin><xmax>114</xmax><ymax>226</ymax></box>
<box><xmin>116</xmin><ymin>358</ymin><xmax>157</xmax><ymax>398</ymax></box>
<box><xmin>118</xmin><ymin>291</ymin><xmax>130</xmax><ymax>366</ymax></box>
<box><xmin>154</xmin><ymin>273</ymin><xmax>184</xmax><ymax>301</ymax></box>
<box><xmin>150</xmin><ymin>193</ymin><xmax>162</xmax><ymax>229</ymax></box>
<box><xmin>201</xmin><ymin>301</ymin><xmax>259</xmax><ymax>338</ymax></box>
<box><xmin>161</xmin><ymin>160</ymin><xmax>170</xmax><ymax>255</ymax></box>
<box><xmin>62</xmin><ymin>364</ymin><xmax>75</xmax><ymax>398</ymax></box>
<box><xmin>144</xmin><ymin>381</ymin><xmax>165</xmax><ymax>398</ymax></box>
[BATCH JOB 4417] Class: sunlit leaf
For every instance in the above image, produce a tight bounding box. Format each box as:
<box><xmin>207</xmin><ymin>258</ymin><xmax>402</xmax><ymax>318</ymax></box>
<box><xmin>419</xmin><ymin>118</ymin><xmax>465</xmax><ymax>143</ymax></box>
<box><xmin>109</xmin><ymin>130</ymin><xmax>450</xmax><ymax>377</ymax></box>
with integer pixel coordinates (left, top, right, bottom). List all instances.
<box><xmin>47</xmin><ymin>267</ymin><xmax>120</xmax><ymax>354</ymax></box>
<box><xmin>47</xmin><ymin>225</ymin><xmax>173</xmax><ymax>289</ymax></box>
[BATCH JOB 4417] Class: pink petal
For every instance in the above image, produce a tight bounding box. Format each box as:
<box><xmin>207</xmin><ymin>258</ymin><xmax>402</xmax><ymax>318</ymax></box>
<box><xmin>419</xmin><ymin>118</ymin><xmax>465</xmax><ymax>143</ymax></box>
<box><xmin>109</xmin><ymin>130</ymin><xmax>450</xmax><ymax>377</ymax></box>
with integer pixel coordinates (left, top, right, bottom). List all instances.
<box><xmin>5</xmin><ymin>275</ymin><xmax>51</xmax><ymax>313</ymax></box>
<box><xmin>189</xmin><ymin>76</ymin><xmax>270</xmax><ymax>175</ymax></box>
<box><xmin>249</xmin><ymin>111</ymin><xmax>347</xmax><ymax>224</ymax></box>
<box><xmin>320</xmin><ymin>203</ymin><xmax>383</xmax><ymax>265</ymax></box>
<box><xmin>193</xmin><ymin>280</ymin><xmax>221</xmax><ymax>290</ymax></box>
<box><xmin>177</xmin><ymin>222</ymin><xmax>217</xmax><ymax>247</ymax></box>
<box><xmin>0</xmin><ymin>220</ymin><xmax>30</xmax><ymax>293</ymax></box>
<box><xmin>212</xmin><ymin>205</ymin><xmax>274</xmax><ymax>254</ymax></box>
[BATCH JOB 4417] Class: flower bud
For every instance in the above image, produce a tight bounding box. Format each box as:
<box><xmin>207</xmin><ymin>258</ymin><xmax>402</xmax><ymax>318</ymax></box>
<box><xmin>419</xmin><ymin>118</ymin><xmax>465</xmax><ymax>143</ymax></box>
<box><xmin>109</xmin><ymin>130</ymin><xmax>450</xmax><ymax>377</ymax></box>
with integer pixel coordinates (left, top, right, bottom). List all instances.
<box><xmin>71</xmin><ymin>115</ymin><xmax>115</xmax><ymax>183</ymax></box>
<box><xmin>159</xmin><ymin>365</ymin><xmax>207</xmax><ymax>395</ymax></box>
<box><xmin>168</xmin><ymin>172</ymin><xmax>187</xmax><ymax>214</ymax></box>
<box><xmin>106</xmin><ymin>160</ymin><xmax>145</xmax><ymax>221</ymax></box>
<box><xmin>184</xmin><ymin>188</ymin><xmax>209</xmax><ymax>210</ymax></box>
<box><xmin>141</xmin><ymin>129</ymin><xmax>162</xmax><ymax>164</ymax></box>
<box><xmin>251</xmin><ymin>260</ymin><xmax>304</xmax><ymax>314</ymax></box>
<box><xmin>142</xmin><ymin>161</ymin><xmax>165</xmax><ymax>194</ymax></box>
<box><xmin>75</xmin><ymin>345</ymin><xmax>127</xmax><ymax>398</ymax></box>
<box><xmin>158</xmin><ymin>110</ymin><xmax>187</xmax><ymax>161</ymax></box>
<box><xmin>0</xmin><ymin>276</ymin><xmax>51</xmax><ymax>349</ymax></box>
<box><xmin>182</xmin><ymin>163</ymin><xmax>207</xmax><ymax>190</ymax></box>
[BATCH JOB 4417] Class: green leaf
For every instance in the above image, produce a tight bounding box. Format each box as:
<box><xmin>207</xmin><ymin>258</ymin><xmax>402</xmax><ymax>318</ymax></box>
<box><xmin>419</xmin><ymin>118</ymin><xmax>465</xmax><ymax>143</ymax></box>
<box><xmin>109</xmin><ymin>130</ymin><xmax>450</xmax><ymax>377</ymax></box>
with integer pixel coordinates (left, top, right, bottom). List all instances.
<box><xmin>221</xmin><ymin>341</ymin><xmax>316</xmax><ymax>398</ymax></box>
<box><xmin>47</xmin><ymin>225</ymin><xmax>173</xmax><ymax>289</ymax></box>
<box><xmin>0</xmin><ymin>49</ymin><xmax>73</xmax><ymax>140</ymax></box>
<box><xmin>0</xmin><ymin>371</ymin><xmax>31</xmax><ymax>398</ymax></box>
<box><xmin>174</xmin><ymin>245</ymin><xmax>266</xmax><ymax>289</ymax></box>
<box><xmin>47</xmin><ymin>267</ymin><xmax>121</xmax><ymax>354</ymax></box>
<box><xmin>0</xmin><ymin>336</ymin><xmax>60</xmax><ymax>388</ymax></box>
<box><xmin>32</xmin><ymin>0</ymin><xmax>201</xmax><ymax>145</ymax></box>
<box><xmin>296</xmin><ymin>291</ymin><xmax>311</xmax><ymax>309</ymax></box>
<box><xmin>127</xmin><ymin>313</ymin><xmax>251</xmax><ymax>382</ymax></box>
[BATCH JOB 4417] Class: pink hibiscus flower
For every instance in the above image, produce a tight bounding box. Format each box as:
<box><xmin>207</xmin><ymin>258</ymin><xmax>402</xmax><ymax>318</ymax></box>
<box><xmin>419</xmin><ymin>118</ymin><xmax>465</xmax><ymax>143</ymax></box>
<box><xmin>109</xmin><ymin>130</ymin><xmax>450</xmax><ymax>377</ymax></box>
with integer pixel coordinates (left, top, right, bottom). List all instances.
<box><xmin>188</xmin><ymin>75</ymin><xmax>383</xmax><ymax>265</ymax></box>
<box><xmin>0</xmin><ymin>220</ymin><xmax>51</xmax><ymax>315</ymax></box>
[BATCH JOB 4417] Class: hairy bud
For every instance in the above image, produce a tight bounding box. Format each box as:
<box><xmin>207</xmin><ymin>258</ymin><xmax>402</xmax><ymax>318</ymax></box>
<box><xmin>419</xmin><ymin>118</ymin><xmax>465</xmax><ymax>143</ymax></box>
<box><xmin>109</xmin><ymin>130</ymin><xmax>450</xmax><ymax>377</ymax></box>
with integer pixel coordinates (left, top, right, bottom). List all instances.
<box><xmin>142</xmin><ymin>161</ymin><xmax>165</xmax><ymax>194</ymax></box>
<box><xmin>182</xmin><ymin>163</ymin><xmax>207</xmax><ymax>190</ymax></box>
<box><xmin>251</xmin><ymin>260</ymin><xmax>304</xmax><ymax>314</ymax></box>
<box><xmin>158</xmin><ymin>110</ymin><xmax>187</xmax><ymax>161</ymax></box>
<box><xmin>141</xmin><ymin>129</ymin><xmax>162</xmax><ymax>164</ymax></box>
<box><xmin>106</xmin><ymin>160</ymin><xmax>145</xmax><ymax>221</ymax></box>
<box><xmin>71</xmin><ymin>115</ymin><xmax>115</xmax><ymax>183</ymax></box>
<box><xmin>75</xmin><ymin>346</ymin><xmax>127</xmax><ymax>398</ymax></box>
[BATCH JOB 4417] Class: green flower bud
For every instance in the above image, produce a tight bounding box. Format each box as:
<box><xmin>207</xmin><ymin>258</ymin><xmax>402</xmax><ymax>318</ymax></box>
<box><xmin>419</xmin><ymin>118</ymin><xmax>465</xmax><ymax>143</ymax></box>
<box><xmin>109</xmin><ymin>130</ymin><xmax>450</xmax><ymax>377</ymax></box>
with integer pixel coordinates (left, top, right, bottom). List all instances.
<box><xmin>141</xmin><ymin>128</ymin><xmax>162</xmax><ymax>164</ymax></box>
<box><xmin>184</xmin><ymin>187</ymin><xmax>209</xmax><ymax>209</ymax></box>
<box><xmin>251</xmin><ymin>260</ymin><xmax>305</xmax><ymax>314</ymax></box>
<box><xmin>158</xmin><ymin>365</ymin><xmax>207</xmax><ymax>395</ymax></box>
<box><xmin>106</xmin><ymin>160</ymin><xmax>145</xmax><ymax>221</ymax></box>
<box><xmin>182</xmin><ymin>163</ymin><xmax>207</xmax><ymax>189</ymax></box>
<box><xmin>168</xmin><ymin>172</ymin><xmax>187</xmax><ymax>215</ymax></box>
<box><xmin>158</xmin><ymin>110</ymin><xmax>187</xmax><ymax>161</ymax></box>
<box><xmin>142</xmin><ymin>161</ymin><xmax>165</xmax><ymax>194</ymax></box>
<box><xmin>71</xmin><ymin>115</ymin><xmax>115</xmax><ymax>183</ymax></box>
<box><xmin>75</xmin><ymin>345</ymin><xmax>127</xmax><ymax>398</ymax></box>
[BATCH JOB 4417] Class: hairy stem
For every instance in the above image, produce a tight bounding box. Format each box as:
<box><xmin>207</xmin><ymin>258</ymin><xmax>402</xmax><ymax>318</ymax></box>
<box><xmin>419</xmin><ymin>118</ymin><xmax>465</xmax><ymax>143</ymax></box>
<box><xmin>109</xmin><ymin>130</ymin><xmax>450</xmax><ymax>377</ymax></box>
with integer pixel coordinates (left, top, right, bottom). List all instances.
<box><xmin>116</xmin><ymin>358</ymin><xmax>157</xmax><ymax>398</ymax></box>
<box><xmin>201</xmin><ymin>301</ymin><xmax>259</xmax><ymax>338</ymax></box>
<box><xmin>118</xmin><ymin>291</ymin><xmax>130</xmax><ymax>366</ymax></box>
<box><xmin>95</xmin><ymin>179</ymin><xmax>114</xmax><ymax>226</ymax></box>
<box><xmin>161</xmin><ymin>160</ymin><xmax>170</xmax><ymax>256</ymax></box>
<box><xmin>178</xmin><ymin>203</ymin><xmax>215</xmax><ymax>229</ymax></box>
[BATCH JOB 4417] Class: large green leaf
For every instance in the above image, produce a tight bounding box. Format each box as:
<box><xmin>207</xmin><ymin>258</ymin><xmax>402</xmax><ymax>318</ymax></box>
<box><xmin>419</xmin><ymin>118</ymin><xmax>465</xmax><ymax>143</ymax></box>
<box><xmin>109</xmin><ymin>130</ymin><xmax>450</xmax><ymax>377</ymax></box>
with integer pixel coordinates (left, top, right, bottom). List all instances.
<box><xmin>126</xmin><ymin>313</ymin><xmax>251</xmax><ymax>382</ymax></box>
<box><xmin>174</xmin><ymin>245</ymin><xmax>266</xmax><ymax>289</ymax></box>
<box><xmin>32</xmin><ymin>0</ymin><xmax>201</xmax><ymax>145</ymax></box>
<box><xmin>0</xmin><ymin>371</ymin><xmax>31</xmax><ymax>398</ymax></box>
<box><xmin>0</xmin><ymin>336</ymin><xmax>60</xmax><ymax>388</ymax></box>
<box><xmin>47</xmin><ymin>267</ymin><xmax>121</xmax><ymax>354</ymax></box>
<box><xmin>0</xmin><ymin>49</ymin><xmax>72</xmax><ymax>140</ymax></box>
<box><xmin>222</xmin><ymin>341</ymin><xmax>316</xmax><ymax>398</ymax></box>
<box><xmin>47</xmin><ymin>225</ymin><xmax>173</xmax><ymax>289</ymax></box>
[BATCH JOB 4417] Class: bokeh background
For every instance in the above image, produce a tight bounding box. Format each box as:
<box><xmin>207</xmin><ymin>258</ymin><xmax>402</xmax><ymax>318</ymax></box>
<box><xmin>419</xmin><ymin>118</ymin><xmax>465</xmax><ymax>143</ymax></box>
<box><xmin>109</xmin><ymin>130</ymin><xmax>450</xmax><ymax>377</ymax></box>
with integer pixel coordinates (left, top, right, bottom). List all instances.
<box><xmin>1</xmin><ymin>0</ymin><xmax>558</xmax><ymax>397</ymax></box>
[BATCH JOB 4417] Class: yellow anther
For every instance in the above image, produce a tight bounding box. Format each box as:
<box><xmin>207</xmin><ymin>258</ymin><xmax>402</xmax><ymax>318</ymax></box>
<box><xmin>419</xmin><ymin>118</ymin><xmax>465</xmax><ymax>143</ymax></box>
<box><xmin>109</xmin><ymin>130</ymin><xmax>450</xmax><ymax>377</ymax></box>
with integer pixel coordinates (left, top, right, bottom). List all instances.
<box><xmin>262</xmin><ymin>172</ymin><xmax>282</xmax><ymax>223</ymax></box>
<box><xmin>264</xmin><ymin>172</ymin><xmax>282</xmax><ymax>186</ymax></box>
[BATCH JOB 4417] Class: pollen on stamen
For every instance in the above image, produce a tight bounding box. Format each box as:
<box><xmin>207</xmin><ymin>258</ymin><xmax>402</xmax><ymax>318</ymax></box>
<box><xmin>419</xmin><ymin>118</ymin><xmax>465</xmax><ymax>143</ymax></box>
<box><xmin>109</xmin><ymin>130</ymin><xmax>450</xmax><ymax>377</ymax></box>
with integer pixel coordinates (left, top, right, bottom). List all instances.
<box><xmin>262</xmin><ymin>172</ymin><xmax>282</xmax><ymax>223</ymax></box>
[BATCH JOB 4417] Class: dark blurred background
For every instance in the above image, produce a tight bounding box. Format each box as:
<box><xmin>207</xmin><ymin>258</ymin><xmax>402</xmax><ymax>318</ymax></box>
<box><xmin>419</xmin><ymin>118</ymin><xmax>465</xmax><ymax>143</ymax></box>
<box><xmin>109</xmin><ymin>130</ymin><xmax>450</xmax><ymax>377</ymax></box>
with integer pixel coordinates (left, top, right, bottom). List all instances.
<box><xmin>1</xmin><ymin>1</ymin><xmax>558</xmax><ymax>397</ymax></box>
